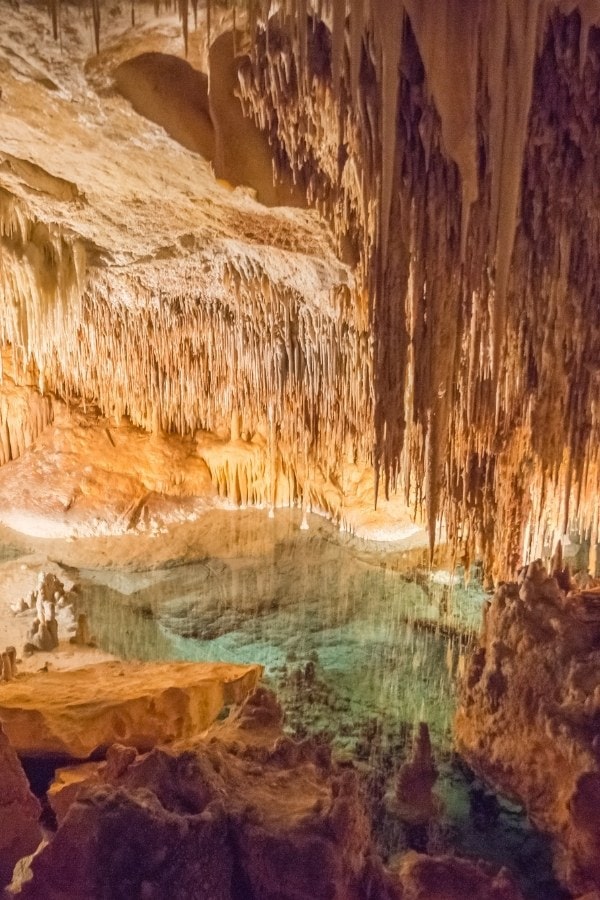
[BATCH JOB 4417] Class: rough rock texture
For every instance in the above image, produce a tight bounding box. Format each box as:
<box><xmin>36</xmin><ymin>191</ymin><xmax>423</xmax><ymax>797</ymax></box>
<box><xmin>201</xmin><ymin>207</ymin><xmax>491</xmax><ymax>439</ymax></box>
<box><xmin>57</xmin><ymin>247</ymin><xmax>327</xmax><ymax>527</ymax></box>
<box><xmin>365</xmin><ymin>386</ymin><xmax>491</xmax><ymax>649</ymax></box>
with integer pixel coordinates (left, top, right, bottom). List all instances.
<box><xmin>33</xmin><ymin>687</ymin><xmax>524</xmax><ymax>900</ymax></box>
<box><xmin>3</xmin><ymin>0</ymin><xmax>600</xmax><ymax>575</ymax></box>
<box><xmin>456</xmin><ymin>560</ymin><xmax>600</xmax><ymax>894</ymax></box>
<box><xmin>27</xmin><ymin>688</ymin><xmax>397</xmax><ymax>900</ymax></box>
<box><xmin>0</xmin><ymin>723</ymin><xmax>42</xmax><ymax>888</ymax></box>
<box><xmin>394</xmin><ymin>722</ymin><xmax>439</xmax><ymax>825</ymax></box>
<box><xmin>0</xmin><ymin>660</ymin><xmax>261</xmax><ymax>758</ymax></box>
<box><xmin>392</xmin><ymin>851</ymin><xmax>523</xmax><ymax>900</ymax></box>
<box><xmin>23</xmin><ymin>786</ymin><xmax>233</xmax><ymax>900</ymax></box>
<box><xmin>238</xmin><ymin>4</ymin><xmax>600</xmax><ymax>575</ymax></box>
<box><xmin>0</xmin><ymin>557</ymin><xmax>115</xmax><ymax>678</ymax></box>
<box><xmin>0</xmin><ymin>380</ymin><xmax>424</xmax><ymax>544</ymax></box>
<box><xmin>0</xmin><ymin>0</ymin><xmax>405</xmax><ymax>546</ymax></box>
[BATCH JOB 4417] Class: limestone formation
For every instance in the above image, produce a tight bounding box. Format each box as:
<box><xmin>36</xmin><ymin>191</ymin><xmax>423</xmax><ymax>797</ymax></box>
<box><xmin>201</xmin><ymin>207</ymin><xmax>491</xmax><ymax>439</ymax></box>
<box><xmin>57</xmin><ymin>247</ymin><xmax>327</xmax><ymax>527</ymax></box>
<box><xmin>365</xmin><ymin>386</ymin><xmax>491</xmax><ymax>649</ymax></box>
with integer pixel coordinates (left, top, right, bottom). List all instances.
<box><xmin>24</xmin><ymin>785</ymin><xmax>235</xmax><ymax>900</ymax></box>
<box><xmin>38</xmin><ymin>688</ymin><xmax>522</xmax><ymax>900</ymax></box>
<box><xmin>392</xmin><ymin>851</ymin><xmax>524</xmax><ymax>900</ymax></box>
<box><xmin>21</xmin><ymin>572</ymin><xmax>73</xmax><ymax>654</ymax></box>
<box><xmin>0</xmin><ymin>660</ymin><xmax>262</xmax><ymax>758</ymax></box>
<box><xmin>394</xmin><ymin>722</ymin><xmax>440</xmax><ymax>826</ymax></box>
<box><xmin>2</xmin><ymin>1</ymin><xmax>600</xmax><ymax>570</ymax></box>
<box><xmin>69</xmin><ymin>614</ymin><xmax>95</xmax><ymax>648</ymax></box>
<box><xmin>0</xmin><ymin>722</ymin><xmax>42</xmax><ymax>888</ymax></box>
<box><xmin>237</xmin><ymin>2</ymin><xmax>600</xmax><ymax>574</ymax></box>
<box><xmin>456</xmin><ymin>560</ymin><xmax>600</xmax><ymax>894</ymax></box>
<box><xmin>2</xmin><ymin>2</ymin><xmax>600</xmax><ymax>895</ymax></box>
<box><xmin>0</xmin><ymin>646</ymin><xmax>17</xmax><ymax>682</ymax></box>
<box><xmin>0</xmin><ymin>369</ymin><xmax>53</xmax><ymax>467</ymax></box>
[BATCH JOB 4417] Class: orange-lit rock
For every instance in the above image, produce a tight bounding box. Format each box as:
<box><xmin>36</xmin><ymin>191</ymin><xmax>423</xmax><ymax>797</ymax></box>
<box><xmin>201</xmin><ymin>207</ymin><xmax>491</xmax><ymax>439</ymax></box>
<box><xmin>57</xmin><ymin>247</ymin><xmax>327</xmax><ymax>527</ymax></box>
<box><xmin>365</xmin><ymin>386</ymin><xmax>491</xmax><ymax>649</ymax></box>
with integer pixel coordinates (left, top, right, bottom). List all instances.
<box><xmin>41</xmin><ymin>687</ymin><xmax>527</xmax><ymax>900</ymax></box>
<box><xmin>0</xmin><ymin>723</ymin><xmax>42</xmax><ymax>888</ymax></box>
<box><xmin>392</xmin><ymin>851</ymin><xmax>523</xmax><ymax>900</ymax></box>
<box><xmin>456</xmin><ymin>560</ymin><xmax>600</xmax><ymax>894</ymax></box>
<box><xmin>28</xmin><ymin>688</ymin><xmax>399</xmax><ymax>900</ymax></box>
<box><xmin>0</xmin><ymin>660</ymin><xmax>262</xmax><ymax>758</ymax></box>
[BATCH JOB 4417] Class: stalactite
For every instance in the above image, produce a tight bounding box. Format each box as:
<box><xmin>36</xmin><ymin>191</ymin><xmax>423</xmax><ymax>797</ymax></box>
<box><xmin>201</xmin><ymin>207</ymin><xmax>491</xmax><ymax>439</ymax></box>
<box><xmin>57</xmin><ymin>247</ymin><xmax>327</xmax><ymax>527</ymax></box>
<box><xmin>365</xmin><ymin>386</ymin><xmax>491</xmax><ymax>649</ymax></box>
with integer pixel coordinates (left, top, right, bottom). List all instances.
<box><xmin>3</xmin><ymin>233</ymin><xmax>373</xmax><ymax>524</ymax></box>
<box><xmin>91</xmin><ymin>0</ymin><xmax>101</xmax><ymax>54</ymax></box>
<box><xmin>0</xmin><ymin>368</ymin><xmax>53</xmax><ymax>468</ymax></box>
<box><xmin>0</xmin><ymin>191</ymin><xmax>85</xmax><ymax>366</ymax></box>
<box><xmin>12</xmin><ymin>0</ymin><xmax>600</xmax><ymax>575</ymax></box>
<box><xmin>48</xmin><ymin>0</ymin><xmax>61</xmax><ymax>40</ymax></box>
<box><xmin>237</xmin><ymin>2</ymin><xmax>600</xmax><ymax>573</ymax></box>
<box><xmin>178</xmin><ymin>0</ymin><xmax>189</xmax><ymax>54</ymax></box>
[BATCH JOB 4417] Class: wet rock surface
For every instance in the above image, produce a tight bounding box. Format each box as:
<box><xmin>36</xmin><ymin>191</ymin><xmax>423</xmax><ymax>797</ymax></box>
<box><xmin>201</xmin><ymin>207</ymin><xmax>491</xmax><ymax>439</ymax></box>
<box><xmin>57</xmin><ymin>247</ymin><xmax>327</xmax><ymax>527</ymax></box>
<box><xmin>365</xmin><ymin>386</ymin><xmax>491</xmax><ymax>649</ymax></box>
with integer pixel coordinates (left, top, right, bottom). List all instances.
<box><xmin>456</xmin><ymin>560</ymin><xmax>600</xmax><ymax>895</ymax></box>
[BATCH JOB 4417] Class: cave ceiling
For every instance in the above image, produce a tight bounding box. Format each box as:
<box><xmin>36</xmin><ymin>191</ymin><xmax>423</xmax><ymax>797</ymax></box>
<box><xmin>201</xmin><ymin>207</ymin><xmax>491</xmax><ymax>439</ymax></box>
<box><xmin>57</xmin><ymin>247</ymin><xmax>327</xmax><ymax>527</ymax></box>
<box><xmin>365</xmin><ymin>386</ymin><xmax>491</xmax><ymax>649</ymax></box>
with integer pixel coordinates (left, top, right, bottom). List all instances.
<box><xmin>1</xmin><ymin>0</ymin><xmax>600</xmax><ymax>575</ymax></box>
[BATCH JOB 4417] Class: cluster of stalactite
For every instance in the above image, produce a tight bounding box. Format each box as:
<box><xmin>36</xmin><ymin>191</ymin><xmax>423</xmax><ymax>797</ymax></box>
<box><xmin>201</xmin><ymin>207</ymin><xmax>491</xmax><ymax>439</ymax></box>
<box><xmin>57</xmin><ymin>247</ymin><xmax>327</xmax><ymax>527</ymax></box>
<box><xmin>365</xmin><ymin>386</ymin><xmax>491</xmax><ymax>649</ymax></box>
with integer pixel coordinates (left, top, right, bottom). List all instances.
<box><xmin>1</xmin><ymin>225</ymin><xmax>372</xmax><ymax>510</ymax></box>
<box><xmin>0</xmin><ymin>190</ymin><xmax>85</xmax><ymax>380</ymax></box>
<box><xmin>46</xmin><ymin>0</ymin><xmax>238</xmax><ymax>55</ymax></box>
<box><xmin>0</xmin><ymin>371</ymin><xmax>53</xmax><ymax>467</ymax></box>
<box><xmin>234</xmin><ymin>1</ymin><xmax>600</xmax><ymax>576</ymax></box>
<box><xmin>8</xmin><ymin>0</ymin><xmax>600</xmax><ymax>575</ymax></box>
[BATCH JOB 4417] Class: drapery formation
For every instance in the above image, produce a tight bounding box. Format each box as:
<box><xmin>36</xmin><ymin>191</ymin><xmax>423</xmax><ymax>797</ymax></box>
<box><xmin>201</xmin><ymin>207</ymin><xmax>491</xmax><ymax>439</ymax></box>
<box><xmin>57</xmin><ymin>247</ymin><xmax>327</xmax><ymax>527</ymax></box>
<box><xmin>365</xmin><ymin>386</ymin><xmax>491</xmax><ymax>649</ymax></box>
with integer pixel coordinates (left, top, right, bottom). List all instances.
<box><xmin>236</xmin><ymin>1</ymin><xmax>600</xmax><ymax>574</ymax></box>
<box><xmin>7</xmin><ymin>0</ymin><xmax>600</xmax><ymax>574</ymax></box>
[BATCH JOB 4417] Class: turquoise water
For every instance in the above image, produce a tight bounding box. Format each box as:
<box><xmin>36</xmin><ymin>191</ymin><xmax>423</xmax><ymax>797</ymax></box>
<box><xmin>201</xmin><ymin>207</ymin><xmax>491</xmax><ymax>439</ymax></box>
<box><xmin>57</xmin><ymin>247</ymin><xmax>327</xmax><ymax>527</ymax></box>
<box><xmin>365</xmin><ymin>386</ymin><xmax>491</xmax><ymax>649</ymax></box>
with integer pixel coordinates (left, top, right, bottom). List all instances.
<box><xmin>24</xmin><ymin>512</ymin><xmax>562</xmax><ymax>898</ymax></box>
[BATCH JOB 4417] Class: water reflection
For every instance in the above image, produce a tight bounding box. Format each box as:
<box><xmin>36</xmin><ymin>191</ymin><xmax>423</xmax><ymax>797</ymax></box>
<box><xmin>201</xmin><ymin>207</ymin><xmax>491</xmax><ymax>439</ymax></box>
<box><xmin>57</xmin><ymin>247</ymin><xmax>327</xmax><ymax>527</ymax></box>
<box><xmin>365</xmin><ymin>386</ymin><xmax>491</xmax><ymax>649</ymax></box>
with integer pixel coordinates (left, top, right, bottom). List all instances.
<box><xmin>66</xmin><ymin>511</ymin><xmax>559</xmax><ymax>899</ymax></box>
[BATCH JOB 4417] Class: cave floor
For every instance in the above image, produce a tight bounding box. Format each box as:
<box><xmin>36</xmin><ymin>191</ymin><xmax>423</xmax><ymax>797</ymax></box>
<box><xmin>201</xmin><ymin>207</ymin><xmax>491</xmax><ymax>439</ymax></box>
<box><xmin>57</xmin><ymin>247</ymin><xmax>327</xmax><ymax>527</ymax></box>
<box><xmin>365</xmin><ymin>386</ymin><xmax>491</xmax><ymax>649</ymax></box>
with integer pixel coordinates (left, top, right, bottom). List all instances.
<box><xmin>0</xmin><ymin>509</ymin><xmax>566</xmax><ymax>899</ymax></box>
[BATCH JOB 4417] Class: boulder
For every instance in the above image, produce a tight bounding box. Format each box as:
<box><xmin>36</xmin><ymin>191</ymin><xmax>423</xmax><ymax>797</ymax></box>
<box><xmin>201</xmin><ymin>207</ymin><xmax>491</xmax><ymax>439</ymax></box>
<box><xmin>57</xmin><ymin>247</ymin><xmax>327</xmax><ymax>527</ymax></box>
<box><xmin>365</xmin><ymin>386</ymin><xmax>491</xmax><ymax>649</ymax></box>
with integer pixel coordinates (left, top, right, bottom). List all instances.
<box><xmin>0</xmin><ymin>660</ymin><xmax>262</xmax><ymax>758</ymax></box>
<box><xmin>20</xmin><ymin>785</ymin><xmax>232</xmax><ymax>900</ymax></box>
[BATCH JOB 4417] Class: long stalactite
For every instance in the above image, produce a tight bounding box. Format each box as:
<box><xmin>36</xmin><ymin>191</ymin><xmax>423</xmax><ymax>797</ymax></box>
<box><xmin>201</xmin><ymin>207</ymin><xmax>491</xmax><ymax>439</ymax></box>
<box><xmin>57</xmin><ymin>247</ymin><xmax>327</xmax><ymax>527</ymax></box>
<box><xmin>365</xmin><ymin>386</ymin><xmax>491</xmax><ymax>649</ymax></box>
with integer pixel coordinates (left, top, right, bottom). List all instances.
<box><xmin>235</xmin><ymin>1</ymin><xmax>600</xmax><ymax>576</ymax></box>
<box><xmin>6</xmin><ymin>0</ymin><xmax>600</xmax><ymax>576</ymax></box>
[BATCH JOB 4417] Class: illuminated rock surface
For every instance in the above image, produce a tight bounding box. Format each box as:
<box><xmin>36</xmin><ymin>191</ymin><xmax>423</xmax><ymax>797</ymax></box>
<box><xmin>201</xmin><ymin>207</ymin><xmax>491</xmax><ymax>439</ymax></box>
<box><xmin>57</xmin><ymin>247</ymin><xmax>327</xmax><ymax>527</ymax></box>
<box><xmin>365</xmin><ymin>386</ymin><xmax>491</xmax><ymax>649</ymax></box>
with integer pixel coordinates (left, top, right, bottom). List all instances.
<box><xmin>0</xmin><ymin>660</ymin><xmax>261</xmax><ymax>758</ymax></box>
<box><xmin>2</xmin><ymin>0</ymin><xmax>600</xmax><ymax>897</ymax></box>
<box><xmin>28</xmin><ymin>688</ymin><xmax>523</xmax><ymax>900</ymax></box>
<box><xmin>3</xmin><ymin>1</ymin><xmax>600</xmax><ymax>567</ymax></box>
<box><xmin>0</xmin><ymin>723</ymin><xmax>42</xmax><ymax>889</ymax></box>
<box><xmin>5</xmin><ymin>513</ymin><xmax>557</xmax><ymax>898</ymax></box>
<box><xmin>456</xmin><ymin>561</ymin><xmax>600</xmax><ymax>895</ymax></box>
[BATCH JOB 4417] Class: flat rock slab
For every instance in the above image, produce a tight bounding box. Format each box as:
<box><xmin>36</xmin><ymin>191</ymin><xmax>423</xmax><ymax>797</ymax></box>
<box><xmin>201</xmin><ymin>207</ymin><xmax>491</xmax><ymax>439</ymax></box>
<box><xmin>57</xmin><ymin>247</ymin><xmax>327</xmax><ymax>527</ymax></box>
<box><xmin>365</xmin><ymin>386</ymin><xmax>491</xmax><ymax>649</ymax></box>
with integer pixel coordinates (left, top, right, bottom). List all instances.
<box><xmin>0</xmin><ymin>660</ymin><xmax>262</xmax><ymax>758</ymax></box>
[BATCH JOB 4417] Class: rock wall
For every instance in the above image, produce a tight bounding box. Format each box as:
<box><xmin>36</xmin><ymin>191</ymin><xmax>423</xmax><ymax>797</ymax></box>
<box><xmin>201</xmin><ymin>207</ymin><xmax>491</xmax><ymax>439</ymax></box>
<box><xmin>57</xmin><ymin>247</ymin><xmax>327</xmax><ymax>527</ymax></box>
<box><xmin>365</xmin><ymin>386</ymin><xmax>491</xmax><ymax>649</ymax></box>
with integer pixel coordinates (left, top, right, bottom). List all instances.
<box><xmin>456</xmin><ymin>560</ymin><xmax>600</xmax><ymax>894</ymax></box>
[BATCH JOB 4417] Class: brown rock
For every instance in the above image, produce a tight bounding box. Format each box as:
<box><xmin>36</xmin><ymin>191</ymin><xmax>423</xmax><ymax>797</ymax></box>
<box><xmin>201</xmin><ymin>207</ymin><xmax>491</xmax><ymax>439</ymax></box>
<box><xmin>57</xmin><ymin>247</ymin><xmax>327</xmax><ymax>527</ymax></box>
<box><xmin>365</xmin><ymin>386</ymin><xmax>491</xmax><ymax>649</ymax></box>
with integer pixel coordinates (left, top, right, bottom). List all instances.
<box><xmin>43</xmin><ymin>689</ymin><xmax>395</xmax><ymax>900</ymax></box>
<box><xmin>456</xmin><ymin>563</ymin><xmax>600</xmax><ymax>893</ymax></box>
<box><xmin>0</xmin><ymin>723</ymin><xmax>42</xmax><ymax>888</ymax></box>
<box><xmin>21</xmin><ymin>786</ymin><xmax>233</xmax><ymax>900</ymax></box>
<box><xmin>394</xmin><ymin>851</ymin><xmax>524</xmax><ymax>900</ymax></box>
<box><xmin>395</xmin><ymin>722</ymin><xmax>440</xmax><ymax>824</ymax></box>
<box><xmin>0</xmin><ymin>660</ymin><xmax>262</xmax><ymax>758</ymax></box>
<box><xmin>566</xmin><ymin>773</ymin><xmax>600</xmax><ymax>895</ymax></box>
